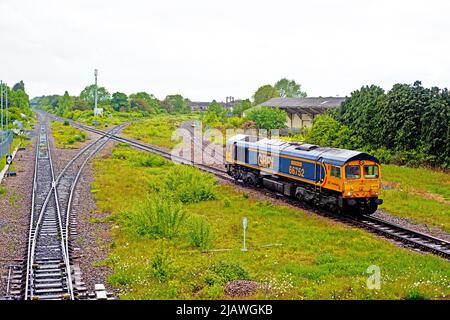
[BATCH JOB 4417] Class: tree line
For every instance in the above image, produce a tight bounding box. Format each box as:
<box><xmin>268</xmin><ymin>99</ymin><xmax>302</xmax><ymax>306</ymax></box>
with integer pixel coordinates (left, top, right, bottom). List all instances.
<box><xmin>32</xmin><ymin>85</ymin><xmax>193</xmax><ymax>117</ymax></box>
<box><xmin>1</xmin><ymin>80</ymin><xmax>34</xmax><ymax>129</ymax></box>
<box><xmin>307</xmin><ymin>81</ymin><xmax>450</xmax><ymax>168</ymax></box>
<box><xmin>32</xmin><ymin>77</ymin><xmax>304</xmax><ymax>131</ymax></box>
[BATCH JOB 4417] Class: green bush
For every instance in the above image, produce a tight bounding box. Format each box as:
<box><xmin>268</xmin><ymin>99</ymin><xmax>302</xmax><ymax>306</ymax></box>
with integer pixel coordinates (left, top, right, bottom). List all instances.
<box><xmin>204</xmin><ymin>262</ymin><xmax>250</xmax><ymax>286</ymax></box>
<box><xmin>63</xmin><ymin>120</ymin><xmax>70</xmax><ymax>126</ymax></box>
<box><xmin>150</xmin><ymin>245</ymin><xmax>173</xmax><ymax>282</ymax></box>
<box><xmin>223</xmin><ymin>198</ymin><xmax>231</xmax><ymax>208</ymax></box>
<box><xmin>0</xmin><ymin>185</ymin><xmax>6</xmax><ymax>197</ymax></box>
<box><xmin>112</xmin><ymin>145</ymin><xmax>168</xmax><ymax>167</ymax></box>
<box><xmin>122</xmin><ymin>196</ymin><xmax>188</xmax><ymax>239</ymax></box>
<box><xmin>188</xmin><ymin>216</ymin><xmax>212</xmax><ymax>249</ymax></box>
<box><xmin>163</xmin><ymin>165</ymin><xmax>217</xmax><ymax>203</ymax></box>
<box><xmin>404</xmin><ymin>288</ymin><xmax>428</xmax><ymax>300</ymax></box>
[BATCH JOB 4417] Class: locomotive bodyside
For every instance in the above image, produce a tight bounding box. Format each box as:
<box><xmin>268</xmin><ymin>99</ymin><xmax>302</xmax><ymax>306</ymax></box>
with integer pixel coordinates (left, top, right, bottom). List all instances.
<box><xmin>225</xmin><ymin>134</ymin><xmax>383</xmax><ymax>214</ymax></box>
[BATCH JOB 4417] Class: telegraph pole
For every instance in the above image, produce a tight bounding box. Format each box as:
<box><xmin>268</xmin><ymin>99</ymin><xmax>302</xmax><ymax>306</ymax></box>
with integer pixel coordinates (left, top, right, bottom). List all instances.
<box><xmin>94</xmin><ymin>69</ymin><xmax>98</xmax><ymax>110</ymax></box>
<box><xmin>5</xmin><ymin>83</ymin><xmax>8</xmax><ymax>132</ymax></box>
<box><xmin>1</xmin><ymin>80</ymin><xmax>3</xmax><ymax>143</ymax></box>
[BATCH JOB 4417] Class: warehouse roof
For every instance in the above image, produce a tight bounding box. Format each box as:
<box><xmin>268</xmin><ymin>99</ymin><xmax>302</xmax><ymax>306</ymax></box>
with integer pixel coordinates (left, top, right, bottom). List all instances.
<box><xmin>244</xmin><ymin>97</ymin><xmax>346</xmax><ymax>116</ymax></box>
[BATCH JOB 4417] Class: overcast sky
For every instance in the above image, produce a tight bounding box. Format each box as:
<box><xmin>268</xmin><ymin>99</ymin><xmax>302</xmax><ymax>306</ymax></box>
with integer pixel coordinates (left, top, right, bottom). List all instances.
<box><xmin>1</xmin><ymin>0</ymin><xmax>449</xmax><ymax>101</ymax></box>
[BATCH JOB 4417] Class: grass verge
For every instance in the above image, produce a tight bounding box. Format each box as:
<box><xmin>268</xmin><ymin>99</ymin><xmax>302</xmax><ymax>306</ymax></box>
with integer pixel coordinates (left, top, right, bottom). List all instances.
<box><xmin>51</xmin><ymin>121</ymin><xmax>87</xmax><ymax>148</ymax></box>
<box><xmin>380</xmin><ymin>165</ymin><xmax>450</xmax><ymax>232</ymax></box>
<box><xmin>90</xmin><ymin>145</ymin><xmax>450</xmax><ymax>300</ymax></box>
<box><xmin>122</xmin><ymin>115</ymin><xmax>198</xmax><ymax>149</ymax></box>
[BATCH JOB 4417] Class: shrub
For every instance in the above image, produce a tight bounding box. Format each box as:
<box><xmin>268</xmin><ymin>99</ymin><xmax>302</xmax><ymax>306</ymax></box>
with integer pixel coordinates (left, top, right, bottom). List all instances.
<box><xmin>0</xmin><ymin>185</ymin><xmax>6</xmax><ymax>197</ymax></box>
<box><xmin>188</xmin><ymin>216</ymin><xmax>212</xmax><ymax>249</ymax></box>
<box><xmin>404</xmin><ymin>288</ymin><xmax>428</xmax><ymax>300</ymax></box>
<box><xmin>223</xmin><ymin>198</ymin><xmax>231</xmax><ymax>208</ymax></box>
<box><xmin>204</xmin><ymin>262</ymin><xmax>250</xmax><ymax>286</ymax></box>
<box><xmin>123</xmin><ymin>196</ymin><xmax>188</xmax><ymax>239</ymax></box>
<box><xmin>163</xmin><ymin>166</ymin><xmax>217</xmax><ymax>204</ymax></box>
<box><xmin>112</xmin><ymin>145</ymin><xmax>168</xmax><ymax>167</ymax></box>
<box><xmin>151</xmin><ymin>244</ymin><xmax>173</xmax><ymax>282</ymax></box>
<box><xmin>63</xmin><ymin>120</ymin><xmax>70</xmax><ymax>126</ymax></box>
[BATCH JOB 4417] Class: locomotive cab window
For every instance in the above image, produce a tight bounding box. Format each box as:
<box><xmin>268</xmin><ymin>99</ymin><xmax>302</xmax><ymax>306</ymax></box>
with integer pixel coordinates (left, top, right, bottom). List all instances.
<box><xmin>364</xmin><ymin>165</ymin><xmax>379</xmax><ymax>178</ymax></box>
<box><xmin>330</xmin><ymin>166</ymin><xmax>341</xmax><ymax>178</ymax></box>
<box><xmin>345</xmin><ymin>165</ymin><xmax>361</xmax><ymax>179</ymax></box>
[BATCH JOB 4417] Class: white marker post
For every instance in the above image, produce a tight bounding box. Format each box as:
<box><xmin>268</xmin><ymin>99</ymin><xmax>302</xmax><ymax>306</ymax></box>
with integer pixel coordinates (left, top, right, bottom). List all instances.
<box><xmin>241</xmin><ymin>216</ymin><xmax>248</xmax><ymax>252</ymax></box>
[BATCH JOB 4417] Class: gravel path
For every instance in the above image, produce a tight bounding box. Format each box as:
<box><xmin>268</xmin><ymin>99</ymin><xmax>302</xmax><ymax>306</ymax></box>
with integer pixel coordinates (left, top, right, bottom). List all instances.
<box><xmin>0</xmin><ymin>130</ymin><xmax>37</xmax><ymax>296</ymax></box>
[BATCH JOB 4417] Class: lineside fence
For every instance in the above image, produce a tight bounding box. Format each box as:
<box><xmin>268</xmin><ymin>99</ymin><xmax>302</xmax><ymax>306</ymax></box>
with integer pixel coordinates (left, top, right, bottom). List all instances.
<box><xmin>0</xmin><ymin>130</ymin><xmax>13</xmax><ymax>159</ymax></box>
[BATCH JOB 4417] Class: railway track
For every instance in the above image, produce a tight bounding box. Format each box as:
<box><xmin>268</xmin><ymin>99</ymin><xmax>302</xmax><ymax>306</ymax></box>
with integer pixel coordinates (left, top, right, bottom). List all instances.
<box><xmin>46</xmin><ymin>113</ymin><xmax>450</xmax><ymax>261</ymax></box>
<box><xmin>352</xmin><ymin>215</ymin><xmax>450</xmax><ymax>259</ymax></box>
<box><xmin>6</xmin><ymin>116</ymin><xmax>122</xmax><ymax>300</ymax></box>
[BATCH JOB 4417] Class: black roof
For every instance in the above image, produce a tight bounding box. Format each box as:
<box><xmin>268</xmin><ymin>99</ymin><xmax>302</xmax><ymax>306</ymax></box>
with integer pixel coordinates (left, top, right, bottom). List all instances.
<box><xmin>258</xmin><ymin>97</ymin><xmax>346</xmax><ymax>109</ymax></box>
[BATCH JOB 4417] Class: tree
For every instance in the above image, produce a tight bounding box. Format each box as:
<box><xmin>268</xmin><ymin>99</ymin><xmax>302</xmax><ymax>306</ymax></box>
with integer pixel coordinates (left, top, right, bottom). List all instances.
<box><xmin>420</xmin><ymin>87</ymin><xmax>450</xmax><ymax>166</ymax></box>
<box><xmin>383</xmin><ymin>81</ymin><xmax>428</xmax><ymax>151</ymax></box>
<box><xmin>129</xmin><ymin>92</ymin><xmax>161</xmax><ymax>113</ymax></box>
<box><xmin>80</xmin><ymin>85</ymin><xmax>111</xmax><ymax>105</ymax></box>
<box><xmin>316</xmin><ymin>81</ymin><xmax>450</xmax><ymax>167</ymax></box>
<box><xmin>162</xmin><ymin>95</ymin><xmax>190</xmax><ymax>114</ymax></box>
<box><xmin>252</xmin><ymin>85</ymin><xmax>279</xmax><ymax>105</ymax></box>
<box><xmin>12</xmin><ymin>80</ymin><xmax>25</xmax><ymax>92</ymax></box>
<box><xmin>274</xmin><ymin>78</ymin><xmax>307</xmax><ymax>98</ymax></box>
<box><xmin>111</xmin><ymin>92</ymin><xmax>129</xmax><ymax>111</ymax></box>
<box><xmin>306</xmin><ymin>114</ymin><xmax>361</xmax><ymax>149</ymax></box>
<box><xmin>71</xmin><ymin>96</ymin><xmax>90</xmax><ymax>111</ymax></box>
<box><xmin>8</xmin><ymin>87</ymin><xmax>30</xmax><ymax>110</ymax></box>
<box><xmin>207</xmin><ymin>100</ymin><xmax>224</xmax><ymax>116</ymax></box>
<box><xmin>56</xmin><ymin>91</ymin><xmax>73</xmax><ymax>116</ymax></box>
<box><xmin>335</xmin><ymin>85</ymin><xmax>386</xmax><ymax>149</ymax></box>
<box><xmin>246</xmin><ymin>107</ymin><xmax>287</xmax><ymax>131</ymax></box>
<box><xmin>232</xmin><ymin>99</ymin><xmax>252</xmax><ymax>116</ymax></box>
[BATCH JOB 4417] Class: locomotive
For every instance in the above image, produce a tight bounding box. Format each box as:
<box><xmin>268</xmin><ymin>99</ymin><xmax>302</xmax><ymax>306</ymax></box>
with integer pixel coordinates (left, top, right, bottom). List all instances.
<box><xmin>225</xmin><ymin>134</ymin><xmax>383</xmax><ymax>215</ymax></box>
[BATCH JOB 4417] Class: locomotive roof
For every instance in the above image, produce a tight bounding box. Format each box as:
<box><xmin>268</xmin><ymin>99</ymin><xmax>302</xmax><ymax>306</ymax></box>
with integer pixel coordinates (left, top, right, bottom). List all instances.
<box><xmin>228</xmin><ymin>135</ymin><xmax>379</xmax><ymax>166</ymax></box>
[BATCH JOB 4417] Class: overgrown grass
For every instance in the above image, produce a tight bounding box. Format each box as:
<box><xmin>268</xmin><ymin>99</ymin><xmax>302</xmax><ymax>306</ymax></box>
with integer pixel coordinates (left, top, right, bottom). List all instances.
<box><xmin>51</xmin><ymin>121</ymin><xmax>87</xmax><ymax>148</ymax></box>
<box><xmin>64</xmin><ymin>109</ymin><xmax>144</xmax><ymax>128</ymax></box>
<box><xmin>91</xmin><ymin>145</ymin><xmax>450</xmax><ymax>300</ymax></box>
<box><xmin>0</xmin><ymin>185</ymin><xmax>6</xmax><ymax>197</ymax></box>
<box><xmin>188</xmin><ymin>216</ymin><xmax>212</xmax><ymax>249</ymax></box>
<box><xmin>120</xmin><ymin>196</ymin><xmax>188</xmax><ymax>239</ymax></box>
<box><xmin>123</xmin><ymin>115</ymin><xmax>199</xmax><ymax>149</ymax></box>
<box><xmin>380</xmin><ymin>165</ymin><xmax>450</xmax><ymax>232</ymax></box>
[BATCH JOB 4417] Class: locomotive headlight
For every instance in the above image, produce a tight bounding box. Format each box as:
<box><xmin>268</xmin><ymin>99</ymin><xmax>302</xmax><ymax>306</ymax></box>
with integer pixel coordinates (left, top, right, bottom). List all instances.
<box><xmin>346</xmin><ymin>191</ymin><xmax>353</xmax><ymax>196</ymax></box>
<box><xmin>371</xmin><ymin>191</ymin><xmax>378</xmax><ymax>196</ymax></box>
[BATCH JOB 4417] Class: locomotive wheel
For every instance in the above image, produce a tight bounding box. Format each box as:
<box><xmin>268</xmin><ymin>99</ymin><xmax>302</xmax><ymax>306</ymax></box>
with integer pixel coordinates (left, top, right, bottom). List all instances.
<box><xmin>364</xmin><ymin>203</ymin><xmax>378</xmax><ymax>215</ymax></box>
<box><xmin>244</xmin><ymin>172</ymin><xmax>259</xmax><ymax>187</ymax></box>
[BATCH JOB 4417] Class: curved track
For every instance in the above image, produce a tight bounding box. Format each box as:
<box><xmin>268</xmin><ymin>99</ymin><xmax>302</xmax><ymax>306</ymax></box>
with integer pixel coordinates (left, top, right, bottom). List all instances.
<box><xmin>46</xmin><ymin>113</ymin><xmax>450</xmax><ymax>261</ymax></box>
<box><xmin>8</xmin><ymin>115</ymin><xmax>124</xmax><ymax>300</ymax></box>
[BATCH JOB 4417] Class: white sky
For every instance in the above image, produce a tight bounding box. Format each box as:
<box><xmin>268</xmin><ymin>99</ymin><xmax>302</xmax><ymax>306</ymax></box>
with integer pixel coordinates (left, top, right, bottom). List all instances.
<box><xmin>1</xmin><ymin>0</ymin><xmax>449</xmax><ymax>101</ymax></box>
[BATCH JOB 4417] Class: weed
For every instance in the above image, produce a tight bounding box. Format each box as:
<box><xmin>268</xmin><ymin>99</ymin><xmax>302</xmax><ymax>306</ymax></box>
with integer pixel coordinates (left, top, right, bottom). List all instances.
<box><xmin>122</xmin><ymin>196</ymin><xmax>188</xmax><ymax>239</ymax></box>
<box><xmin>223</xmin><ymin>197</ymin><xmax>231</xmax><ymax>208</ymax></box>
<box><xmin>51</xmin><ymin>121</ymin><xmax>87</xmax><ymax>148</ymax></box>
<box><xmin>204</xmin><ymin>262</ymin><xmax>250</xmax><ymax>286</ymax></box>
<box><xmin>9</xmin><ymin>191</ymin><xmax>19</xmax><ymax>207</ymax></box>
<box><xmin>151</xmin><ymin>244</ymin><xmax>173</xmax><ymax>282</ymax></box>
<box><xmin>404</xmin><ymin>288</ymin><xmax>428</xmax><ymax>300</ymax></box>
<box><xmin>188</xmin><ymin>216</ymin><xmax>212</xmax><ymax>249</ymax></box>
<box><xmin>0</xmin><ymin>185</ymin><xmax>6</xmax><ymax>197</ymax></box>
<box><xmin>163</xmin><ymin>165</ymin><xmax>217</xmax><ymax>203</ymax></box>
